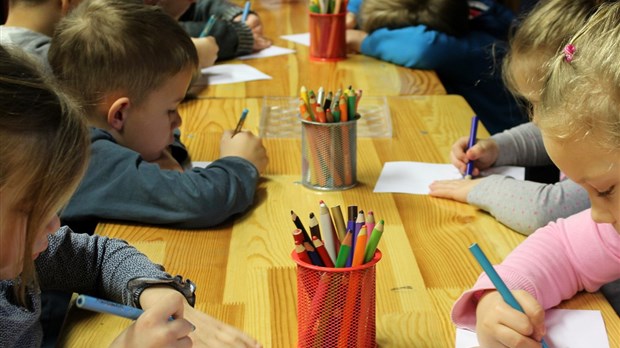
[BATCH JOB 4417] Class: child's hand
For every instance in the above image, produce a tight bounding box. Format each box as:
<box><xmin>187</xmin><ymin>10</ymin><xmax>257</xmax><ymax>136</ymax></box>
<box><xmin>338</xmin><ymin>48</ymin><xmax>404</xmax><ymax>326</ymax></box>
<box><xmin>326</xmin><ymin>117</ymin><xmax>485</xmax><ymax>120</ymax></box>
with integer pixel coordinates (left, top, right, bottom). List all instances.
<box><xmin>152</xmin><ymin>146</ymin><xmax>184</xmax><ymax>172</ymax></box>
<box><xmin>476</xmin><ymin>290</ymin><xmax>547</xmax><ymax>348</ymax></box>
<box><xmin>450</xmin><ymin>136</ymin><xmax>499</xmax><ymax>177</ymax></box>
<box><xmin>191</xmin><ymin>36</ymin><xmax>219</xmax><ymax>68</ymax></box>
<box><xmin>184</xmin><ymin>305</ymin><xmax>262</xmax><ymax>347</ymax></box>
<box><xmin>345</xmin><ymin>12</ymin><xmax>357</xmax><ymax>29</ymax></box>
<box><xmin>111</xmin><ymin>291</ymin><xmax>194</xmax><ymax>348</ymax></box>
<box><xmin>346</xmin><ymin>29</ymin><xmax>367</xmax><ymax>53</ymax></box>
<box><xmin>428</xmin><ymin>178</ymin><xmax>483</xmax><ymax>202</ymax></box>
<box><xmin>220</xmin><ymin>130</ymin><xmax>269</xmax><ymax>174</ymax></box>
<box><xmin>234</xmin><ymin>13</ymin><xmax>272</xmax><ymax>52</ymax></box>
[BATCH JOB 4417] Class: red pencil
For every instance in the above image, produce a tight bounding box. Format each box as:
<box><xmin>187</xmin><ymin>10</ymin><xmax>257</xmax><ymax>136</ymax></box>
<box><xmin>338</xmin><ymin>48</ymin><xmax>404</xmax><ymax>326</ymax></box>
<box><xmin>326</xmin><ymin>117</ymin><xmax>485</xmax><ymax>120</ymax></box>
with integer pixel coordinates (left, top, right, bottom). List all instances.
<box><xmin>295</xmin><ymin>240</ymin><xmax>312</xmax><ymax>264</ymax></box>
<box><xmin>312</xmin><ymin>236</ymin><xmax>335</xmax><ymax>268</ymax></box>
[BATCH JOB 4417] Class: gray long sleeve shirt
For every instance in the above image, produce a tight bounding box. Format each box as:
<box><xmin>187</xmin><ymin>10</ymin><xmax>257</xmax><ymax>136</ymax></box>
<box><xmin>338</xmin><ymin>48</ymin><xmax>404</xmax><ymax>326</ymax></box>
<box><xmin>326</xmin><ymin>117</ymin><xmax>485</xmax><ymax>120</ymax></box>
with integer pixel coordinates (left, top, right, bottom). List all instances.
<box><xmin>60</xmin><ymin>128</ymin><xmax>259</xmax><ymax>231</ymax></box>
<box><xmin>467</xmin><ymin>122</ymin><xmax>590</xmax><ymax>235</ymax></box>
<box><xmin>0</xmin><ymin>227</ymin><xmax>168</xmax><ymax>347</ymax></box>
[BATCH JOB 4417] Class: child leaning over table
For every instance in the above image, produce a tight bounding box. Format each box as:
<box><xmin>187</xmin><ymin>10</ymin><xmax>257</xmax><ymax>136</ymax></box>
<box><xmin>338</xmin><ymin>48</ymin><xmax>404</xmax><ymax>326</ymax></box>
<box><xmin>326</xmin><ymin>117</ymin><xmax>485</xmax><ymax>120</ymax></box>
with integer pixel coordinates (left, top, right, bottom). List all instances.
<box><xmin>345</xmin><ymin>0</ymin><xmax>526</xmax><ymax>135</ymax></box>
<box><xmin>48</xmin><ymin>0</ymin><xmax>268</xmax><ymax>234</ymax></box>
<box><xmin>0</xmin><ymin>0</ymin><xmax>85</xmax><ymax>69</ymax></box>
<box><xmin>0</xmin><ymin>43</ymin><xmax>261</xmax><ymax>348</ymax></box>
<box><xmin>451</xmin><ymin>3</ymin><xmax>620</xmax><ymax>346</ymax></box>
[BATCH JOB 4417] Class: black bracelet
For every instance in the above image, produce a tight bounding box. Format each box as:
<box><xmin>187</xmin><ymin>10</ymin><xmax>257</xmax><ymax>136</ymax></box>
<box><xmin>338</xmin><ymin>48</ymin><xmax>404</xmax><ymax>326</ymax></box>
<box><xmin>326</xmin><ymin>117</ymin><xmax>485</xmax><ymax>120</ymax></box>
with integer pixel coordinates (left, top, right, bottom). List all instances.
<box><xmin>127</xmin><ymin>275</ymin><xmax>196</xmax><ymax>308</ymax></box>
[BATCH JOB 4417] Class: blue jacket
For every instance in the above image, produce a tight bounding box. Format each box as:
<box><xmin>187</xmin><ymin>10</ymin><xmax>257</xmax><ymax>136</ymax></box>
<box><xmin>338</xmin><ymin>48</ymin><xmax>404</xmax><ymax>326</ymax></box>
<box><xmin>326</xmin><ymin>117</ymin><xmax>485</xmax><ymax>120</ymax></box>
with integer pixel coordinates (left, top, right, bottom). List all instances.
<box><xmin>61</xmin><ymin>128</ymin><xmax>259</xmax><ymax>232</ymax></box>
<box><xmin>348</xmin><ymin>0</ymin><xmax>526</xmax><ymax>134</ymax></box>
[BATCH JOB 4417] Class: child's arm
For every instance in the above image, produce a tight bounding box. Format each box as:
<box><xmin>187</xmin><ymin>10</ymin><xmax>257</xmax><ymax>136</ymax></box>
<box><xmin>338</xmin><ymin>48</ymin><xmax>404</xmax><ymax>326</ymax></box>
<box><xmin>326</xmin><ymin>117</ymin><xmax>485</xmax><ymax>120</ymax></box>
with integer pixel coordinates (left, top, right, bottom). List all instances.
<box><xmin>357</xmin><ymin>26</ymin><xmax>492</xmax><ymax>70</ymax></box>
<box><xmin>59</xmin><ymin>129</ymin><xmax>264</xmax><ymax>229</ymax></box>
<box><xmin>190</xmin><ymin>36</ymin><xmax>219</xmax><ymax>68</ymax></box>
<box><xmin>491</xmin><ymin>122</ymin><xmax>552</xmax><ymax>167</ymax></box>
<box><xmin>451</xmin><ymin>210</ymin><xmax>620</xmax><ymax>330</ymax></box>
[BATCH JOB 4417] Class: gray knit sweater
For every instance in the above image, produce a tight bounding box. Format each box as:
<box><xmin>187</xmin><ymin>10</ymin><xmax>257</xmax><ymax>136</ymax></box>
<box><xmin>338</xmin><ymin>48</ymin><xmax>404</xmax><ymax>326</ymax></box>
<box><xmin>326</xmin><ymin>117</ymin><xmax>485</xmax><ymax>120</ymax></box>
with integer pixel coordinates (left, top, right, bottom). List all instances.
<box><xmin>0</xmin><ymin>227</ymin><xmax>169</xmax><ymax>347</ymax></box>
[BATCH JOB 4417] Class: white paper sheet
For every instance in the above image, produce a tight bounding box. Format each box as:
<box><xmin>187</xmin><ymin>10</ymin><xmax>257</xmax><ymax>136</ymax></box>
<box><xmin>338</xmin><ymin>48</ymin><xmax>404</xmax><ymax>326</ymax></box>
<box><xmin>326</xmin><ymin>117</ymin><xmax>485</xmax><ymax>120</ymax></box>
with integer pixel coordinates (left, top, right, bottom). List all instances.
<box><xmin>237</xmin><ymin>45</ymin><xmax>296</xmax><ymax>60</ymax></box>
<box><xmin>455</xmin><ymin>309</ymin><xmax>610</xmax><ymax>348</ymax></box>
<box><xmin>280</xmin><ymin>33</ymin><xmax>310</xmax><ymax>46</ymax></box>
<box><xmin>373</xmin><ymin>161</ymin><xmax>524</xmax><ymax>195</ymax></box>
<box><xmin>200</xmin><ymin>64</ymin><xmax>272</xmax><ymax>85</ymax></box>
<box><xmin>192</xmin><ymin>161</ymin><xmax>212</xmax><ymax>169</ymax></box>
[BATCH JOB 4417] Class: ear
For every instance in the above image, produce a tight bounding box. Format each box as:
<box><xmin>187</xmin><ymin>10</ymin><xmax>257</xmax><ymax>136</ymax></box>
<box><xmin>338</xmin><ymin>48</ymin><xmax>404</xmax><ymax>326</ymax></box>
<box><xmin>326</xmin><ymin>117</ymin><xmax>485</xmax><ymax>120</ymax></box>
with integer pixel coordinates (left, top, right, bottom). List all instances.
<box><xmin>60</xmin><ymin>0</ymin><xmax>73</xmax><ymax>15</ymax></box>
<box><xmin>107</xmin><ymin>97</ymin><xmax>131</xmax><ymax>131</ymax></box>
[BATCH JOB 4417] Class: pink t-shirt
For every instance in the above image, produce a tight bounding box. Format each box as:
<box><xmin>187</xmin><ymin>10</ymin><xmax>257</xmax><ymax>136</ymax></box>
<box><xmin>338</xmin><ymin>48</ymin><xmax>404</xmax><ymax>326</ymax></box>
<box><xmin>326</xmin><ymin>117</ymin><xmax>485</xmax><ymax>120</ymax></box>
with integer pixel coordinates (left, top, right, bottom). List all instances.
<box><xmin>451</xmin><ymin>209</ymin><xmax>620</xmax><ymax>330</ymax></box>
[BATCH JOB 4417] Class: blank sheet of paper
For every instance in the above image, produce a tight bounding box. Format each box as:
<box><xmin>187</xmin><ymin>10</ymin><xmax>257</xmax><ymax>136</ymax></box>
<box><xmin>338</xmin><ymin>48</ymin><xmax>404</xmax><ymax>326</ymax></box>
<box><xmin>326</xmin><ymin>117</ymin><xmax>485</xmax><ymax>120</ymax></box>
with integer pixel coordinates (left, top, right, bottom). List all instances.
<box><xmin>280</xmin><ymin>33</ymin><xmax>310</xmax><ymax>46</ymax></box>
<box><xmin>200</xmin><ymin>64</ymin><xmax>272</xmax><ymax>85</ymax></box>
<box><xmin>455</xmin><ymin>309</ymin><xmax>610</xmax><ymax>348</ymax></box>
<box><xmin>238</xmin><ymin>46</ymin><xmax>296</xmax><ymax>60</ymax></box>
<box><xmin>373</xmin><ymin>161</ymin><xmax>524</xmax><ymax>195</ymax></box>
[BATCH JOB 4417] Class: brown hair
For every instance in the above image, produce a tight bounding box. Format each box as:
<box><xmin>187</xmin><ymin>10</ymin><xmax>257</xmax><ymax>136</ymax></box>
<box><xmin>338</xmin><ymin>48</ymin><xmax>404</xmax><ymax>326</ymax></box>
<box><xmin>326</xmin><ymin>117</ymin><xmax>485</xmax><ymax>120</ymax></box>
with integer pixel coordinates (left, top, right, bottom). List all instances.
<box><xmin>360</xmin><ymin>0</ymin><xmax>469</xmax><ymax>36</ymax></box>
<box><xmin>0</xmin><ymin>45</ymin><xmax>89</xmax><ymax>306</ymax></box>
<box><xmin>48</xmin><ymin>0</ymin><xmax>199</xmax><ymax>119</ymax></box>
<box><xmin>535</xmin><ymin>2</ymin><xmax>620</xmax><ymax>150</ymax></box>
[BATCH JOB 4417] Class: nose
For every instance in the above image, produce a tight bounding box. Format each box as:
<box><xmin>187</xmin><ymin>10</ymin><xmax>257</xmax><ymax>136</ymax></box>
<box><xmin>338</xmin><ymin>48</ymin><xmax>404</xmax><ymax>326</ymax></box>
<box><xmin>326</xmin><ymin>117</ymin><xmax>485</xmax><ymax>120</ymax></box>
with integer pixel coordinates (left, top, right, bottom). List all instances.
<box><xmin>589</xmin><ymin>198</ymin><xmax>616</xmax><ymax>225</ymax></box>
<box><xmin>45</xmin><ymin>215</ymin><xmax>61</xmax><ymax>235</ymax></box>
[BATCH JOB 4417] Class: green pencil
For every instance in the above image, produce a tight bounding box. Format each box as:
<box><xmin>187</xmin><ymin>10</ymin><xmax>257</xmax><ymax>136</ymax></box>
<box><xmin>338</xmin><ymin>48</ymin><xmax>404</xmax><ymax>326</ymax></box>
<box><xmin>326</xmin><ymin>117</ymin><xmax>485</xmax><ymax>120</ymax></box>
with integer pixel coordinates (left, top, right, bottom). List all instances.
<box><xmin>335</xmin><ymin>230</ymin><xmax>352</xmax><ymax>268</ymax></box>
<box><xmin>363</xmin><ymin>220</ymin><xmax>384</xmax><ymax>263</ymax></box>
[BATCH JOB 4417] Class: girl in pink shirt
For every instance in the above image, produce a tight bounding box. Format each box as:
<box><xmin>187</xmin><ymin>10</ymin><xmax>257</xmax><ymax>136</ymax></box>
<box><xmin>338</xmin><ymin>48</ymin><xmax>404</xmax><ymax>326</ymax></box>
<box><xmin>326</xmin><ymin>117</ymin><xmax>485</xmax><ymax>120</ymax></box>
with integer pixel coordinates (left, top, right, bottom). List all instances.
<box><xmin>451</xmin><ymin>3</ymin><xmax>620</xmax><ymax>347</ymax></box>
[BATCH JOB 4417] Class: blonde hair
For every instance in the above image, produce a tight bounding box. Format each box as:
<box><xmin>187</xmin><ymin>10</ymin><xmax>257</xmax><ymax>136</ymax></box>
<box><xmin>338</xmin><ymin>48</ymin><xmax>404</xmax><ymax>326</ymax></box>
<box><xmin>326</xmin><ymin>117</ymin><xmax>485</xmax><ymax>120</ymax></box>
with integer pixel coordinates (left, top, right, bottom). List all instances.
<box><xmin>48</xmin><ymin>0</ymin><xmax>199</xmax><ymax>118</ymax></box>
<box><xmin>535</xmin><ymin>2</ymin><xmax>620</xmax><ymax>150</ymax></box>
<box><xmin>359</xmin><ymin>0</ymin><xmax>468</xmax><ymax>36</ymax></box>
<box><xmin>502</xmin><ymin>0</ymin><xmax>604</xmax><ymax>100</ymax></box>
<box><xmin>0</xmin><ymin>45</ymin><xmax>89</xmax><ymax>306</ymax></box>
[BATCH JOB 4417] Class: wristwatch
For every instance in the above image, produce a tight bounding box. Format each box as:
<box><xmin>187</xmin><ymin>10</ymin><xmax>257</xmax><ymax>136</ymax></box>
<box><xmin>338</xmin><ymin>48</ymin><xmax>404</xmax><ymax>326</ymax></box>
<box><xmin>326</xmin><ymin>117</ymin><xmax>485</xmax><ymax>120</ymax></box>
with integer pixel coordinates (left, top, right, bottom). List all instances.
<box><xmin>127</xmin><ymin>275</ymin><xmax>196</xmax><ymax>308</ymax></box>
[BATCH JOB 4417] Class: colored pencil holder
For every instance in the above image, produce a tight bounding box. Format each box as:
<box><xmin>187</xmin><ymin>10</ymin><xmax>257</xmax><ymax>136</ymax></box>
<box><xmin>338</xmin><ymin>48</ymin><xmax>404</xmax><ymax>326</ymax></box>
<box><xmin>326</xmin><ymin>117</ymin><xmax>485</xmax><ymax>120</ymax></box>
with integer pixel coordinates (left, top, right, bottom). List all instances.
<box><xmin>301</xmin><ymin>118</ymin><xmax>357</xmax><ymax>190</ymax></box>
<box><xmin>291</xmin><ymin>249</ymin><xmax>381</xmax><ymax>348</ymax></box>
<box><xmin>309</xmin><ymin>12</ymin><xmax>347</xmax><ymax>62</ymax></box>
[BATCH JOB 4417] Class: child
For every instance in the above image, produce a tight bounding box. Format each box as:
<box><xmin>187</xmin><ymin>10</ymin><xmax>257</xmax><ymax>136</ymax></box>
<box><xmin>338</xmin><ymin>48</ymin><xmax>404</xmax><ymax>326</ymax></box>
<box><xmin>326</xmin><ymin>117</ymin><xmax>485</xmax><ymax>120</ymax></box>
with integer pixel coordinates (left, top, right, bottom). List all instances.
<box><xmin>428</xmin><ymin>0</ymin><xmax>598</xmax><ymax>236</ymax></box>
<box><xmin>345</xmin><ymin>0</ymin><xmax>526</xmax><ymax>134</ymax></box>
<box><xmin>153</xmin><ymin>0</ymin><xmax>272</xmax><ymax>62</ymax></box>
<box><xmin>48</xmin><ymin>0</ymin><xmax>268</xmax><ymax>233</ymax></box>
<box><xmin>0</xmin><ymin>0</ymin><xmax>83</xmax><ymax>68</ymax></box>
<box><xmin>0</xmin><ymin>44</ymin><xmax>261</xmax><ymax>347</ymax></box>
<box><xmin>451</xmin><ymin>3</ymin><xmax>620</xmax><ymax>346</ymax></box>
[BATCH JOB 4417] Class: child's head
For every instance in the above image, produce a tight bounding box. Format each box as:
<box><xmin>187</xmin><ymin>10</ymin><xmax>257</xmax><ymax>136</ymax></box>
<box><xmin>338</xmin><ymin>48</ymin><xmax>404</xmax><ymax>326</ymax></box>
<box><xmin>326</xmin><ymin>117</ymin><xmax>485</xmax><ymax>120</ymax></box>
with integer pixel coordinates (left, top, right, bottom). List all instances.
<box><xmin>535</xmin><ymin>3</ymin><xmax>620</xmax><ymax>231</ymax></box>
<box><xmin>0</xmin><ymin>45</ymin><xmax>89</xmax><ymax>301</ymax></box>
<box><xmin>48</xmin><ymin>0</ymin><xmax>199</xmax><ymax>161</ymax></box>
<box><xmin>359</xmin><ymin>0</ymin><xmax>469</xmax><ymax>37</ymax></box>
<box><xmin>503</xmin><ymin>0</ymin><xmax>604</xmax><ymax>104</ymax></box>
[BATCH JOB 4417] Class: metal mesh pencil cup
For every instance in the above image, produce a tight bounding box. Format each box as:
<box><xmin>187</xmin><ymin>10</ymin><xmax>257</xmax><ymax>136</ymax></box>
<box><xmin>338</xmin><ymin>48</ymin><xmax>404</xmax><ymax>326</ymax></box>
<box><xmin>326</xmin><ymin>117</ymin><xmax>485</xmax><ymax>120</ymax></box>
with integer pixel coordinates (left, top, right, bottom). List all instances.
<box><xmin>301</xmin><ymin>118</ymin><xmax>357</xmax><ymax>190</ymax></box>
<box><xmin>292</xmin><ymin>250</ymin><xmax>381</xmax><ymax>348</ymax></box>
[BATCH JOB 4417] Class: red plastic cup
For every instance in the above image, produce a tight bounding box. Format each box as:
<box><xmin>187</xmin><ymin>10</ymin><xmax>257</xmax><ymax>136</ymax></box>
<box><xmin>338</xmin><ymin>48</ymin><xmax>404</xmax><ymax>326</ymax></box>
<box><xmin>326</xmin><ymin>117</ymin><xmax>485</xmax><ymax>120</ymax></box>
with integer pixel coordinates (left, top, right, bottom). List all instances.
<box><xmin>309</xmin><ymin>12</ymin><xmax>347</xmax><ymax>62</ymax></box>
<box><xmin>291</xmin><ymin>249</ymin><xmax>381</xmax><ymax>347</ymax></box>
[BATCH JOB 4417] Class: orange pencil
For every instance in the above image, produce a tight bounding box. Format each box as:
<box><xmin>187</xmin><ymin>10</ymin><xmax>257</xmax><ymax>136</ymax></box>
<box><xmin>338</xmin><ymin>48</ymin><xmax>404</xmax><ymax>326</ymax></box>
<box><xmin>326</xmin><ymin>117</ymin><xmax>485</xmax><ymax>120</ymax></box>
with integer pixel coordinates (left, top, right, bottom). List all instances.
<box><xmin>315</xmin><ymin>105</ymin><xmax>327</xmax><ymax>123</ymax></box>
<box><xmin>338</xmin><ymin>93</ymin><xmax>347</xmax><ymax>121</ymax></box>
<box><xmin>351</xmin><ymin>226</ymin><xmax>367</xmax><ymax>267</ymax></box>
<box><xmin>312</xmin><ymin>236</ymin><xmax>335</xmax><ymax>268</ymax></box>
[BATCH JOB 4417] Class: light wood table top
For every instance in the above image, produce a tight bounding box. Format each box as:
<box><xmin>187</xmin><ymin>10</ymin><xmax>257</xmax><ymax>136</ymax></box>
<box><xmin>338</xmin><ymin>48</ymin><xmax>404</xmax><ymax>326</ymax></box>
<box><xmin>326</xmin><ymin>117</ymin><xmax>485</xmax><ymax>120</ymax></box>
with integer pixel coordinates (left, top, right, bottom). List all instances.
<box><xmin>58</xmin><ymin>95</ymin><xmax>620</xmax><ymax>347</ymax></box>
<box><xmin>191</xmin><ymin>0</ymin><xmax>445</xmax><ymax>98</ymax></box>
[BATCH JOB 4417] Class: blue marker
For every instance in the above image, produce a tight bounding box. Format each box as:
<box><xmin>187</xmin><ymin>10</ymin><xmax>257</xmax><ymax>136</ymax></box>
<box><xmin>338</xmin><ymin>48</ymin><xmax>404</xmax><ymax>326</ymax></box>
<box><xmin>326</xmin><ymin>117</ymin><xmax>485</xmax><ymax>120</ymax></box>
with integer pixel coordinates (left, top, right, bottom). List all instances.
<box><xmin>469</xmin><ymin>243</ymin><xmax>549</xmax><ymax>348</ymax></box>
<box><xmin>199</xmin><ymin>15</ymin><xmax>217</xmax><ymax>38</ymax></box>
<box><xmin>464</xmin><ymin>115</ymin><xmax>479</xmax><ymax>179</ymax></box>
<box><xmin>241</xmin><ymin>1</ymin><xmax>251</xmax><ymax>22</ymax></box>
<box><xmin>76</xmin><ymin>294</ymin><xmax>144</xmax><ymax>320</ymax></box>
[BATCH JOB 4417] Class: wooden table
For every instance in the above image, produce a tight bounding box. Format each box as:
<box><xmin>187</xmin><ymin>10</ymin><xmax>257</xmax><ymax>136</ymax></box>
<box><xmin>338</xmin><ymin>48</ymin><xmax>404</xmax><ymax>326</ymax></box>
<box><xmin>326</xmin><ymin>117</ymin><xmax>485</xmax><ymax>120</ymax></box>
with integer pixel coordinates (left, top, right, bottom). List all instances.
<box><xmin>58</xmin><ymin>95</ymin><xmax>620</xmax><ymax>347</ymax></box>
<box><xmin>192</xmin><ymin>0</ymin><xmax>445</xmax><ymax>98</ymax></box>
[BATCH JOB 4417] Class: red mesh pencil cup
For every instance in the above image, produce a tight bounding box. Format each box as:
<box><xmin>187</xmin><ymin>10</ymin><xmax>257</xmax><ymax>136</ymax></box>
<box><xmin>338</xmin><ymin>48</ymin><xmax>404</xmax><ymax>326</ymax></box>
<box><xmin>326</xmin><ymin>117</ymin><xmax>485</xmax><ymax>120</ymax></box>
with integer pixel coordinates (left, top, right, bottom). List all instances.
<box><xmin>309</xmin><ymin>12</ymin><xmax>347</xmax><ymax>62</ymax></box>
<box><xmin>291</xmin><ymin>249</ymin><xmax>381</xmax><ymax>348</ymax></box>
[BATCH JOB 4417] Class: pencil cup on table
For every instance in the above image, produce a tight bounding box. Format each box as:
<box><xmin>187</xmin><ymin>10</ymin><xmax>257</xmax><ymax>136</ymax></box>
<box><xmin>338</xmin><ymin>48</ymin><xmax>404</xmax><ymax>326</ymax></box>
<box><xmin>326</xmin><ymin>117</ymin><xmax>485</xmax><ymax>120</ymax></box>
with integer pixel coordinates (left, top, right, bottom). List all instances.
<box><xmin>301</xmin><ymin>118</ymin><xmax>357</xmax><ymax>190</ymax></box>
<box><xmin>309</xmin><ymin>12</ymin><xmax>346</xmax><ymax>62</ymax></box>
<box><xmin>291</xmin><ymin>249</ymin><xmax>381</xmax><ymax>348</ymax></box>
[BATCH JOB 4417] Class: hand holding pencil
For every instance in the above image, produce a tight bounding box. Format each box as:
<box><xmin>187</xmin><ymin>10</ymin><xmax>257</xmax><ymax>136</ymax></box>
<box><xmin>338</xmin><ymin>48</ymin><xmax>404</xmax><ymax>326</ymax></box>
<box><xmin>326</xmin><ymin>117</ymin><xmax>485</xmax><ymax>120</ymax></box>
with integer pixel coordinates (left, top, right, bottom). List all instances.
<box><xmin>220</xmin><ymin>116</ymin><xmax>268</xmax><ymax>174</ymax></box>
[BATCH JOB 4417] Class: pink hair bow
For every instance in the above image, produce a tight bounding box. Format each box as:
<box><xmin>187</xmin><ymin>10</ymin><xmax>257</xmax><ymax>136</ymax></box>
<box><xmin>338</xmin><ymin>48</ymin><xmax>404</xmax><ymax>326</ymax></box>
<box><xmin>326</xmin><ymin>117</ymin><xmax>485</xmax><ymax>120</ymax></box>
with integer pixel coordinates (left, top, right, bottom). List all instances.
<box><xmin>563</xmin><ymin>44</ymin><xmax>576</xmax><ymax>63</ymax></box>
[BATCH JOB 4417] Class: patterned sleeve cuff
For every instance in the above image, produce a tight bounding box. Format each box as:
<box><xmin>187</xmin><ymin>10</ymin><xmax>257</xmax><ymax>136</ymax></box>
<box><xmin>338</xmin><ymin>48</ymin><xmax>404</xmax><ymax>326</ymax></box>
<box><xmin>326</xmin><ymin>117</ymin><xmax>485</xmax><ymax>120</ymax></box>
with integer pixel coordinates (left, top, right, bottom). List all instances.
<box><xmin>221</xmin><ymin>5</ymin><xmax>244</xmax><ymax>21</ymax></box>
<box><xmin>230</xmin><ymin>22</ymin><xmax>254</xmax><ymax>56</ymax></box>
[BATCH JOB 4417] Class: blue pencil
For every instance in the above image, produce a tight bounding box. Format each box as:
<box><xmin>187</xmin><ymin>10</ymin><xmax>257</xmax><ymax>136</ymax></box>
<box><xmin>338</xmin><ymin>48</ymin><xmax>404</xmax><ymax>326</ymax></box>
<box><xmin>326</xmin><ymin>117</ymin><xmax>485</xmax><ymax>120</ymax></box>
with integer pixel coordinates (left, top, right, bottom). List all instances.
<box><xmin>241</xmin><ymin>1</ymin><xmax>251</xmax><ymax>22</ymax></box>
<box><xmin>199</xmin><ymin>15</ymin><xmax>217</xmax><ymax>38</ymax></box>
<box><xmin>232</xmin><ymin>108</ymin><xmax>249</xmax><ymax>137</ymax></box>
<box><xmin>76</xmin><ymin>294</ymin><xmax>144</xmax><ymax>320</ymax></box>
<box><xmin>464</xmin><ymin>115</ymin><xmax>479</xmax><ymax>179</ymax></box>
<box><xmin>469</xmin><ymin>243</ymin><xmax>549</xmax><ymax>348</ymax></box>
